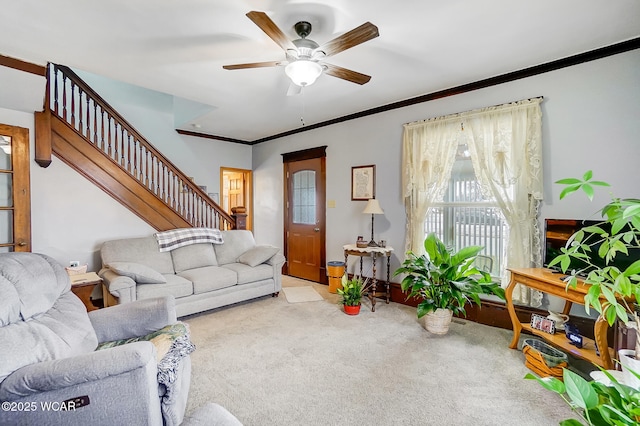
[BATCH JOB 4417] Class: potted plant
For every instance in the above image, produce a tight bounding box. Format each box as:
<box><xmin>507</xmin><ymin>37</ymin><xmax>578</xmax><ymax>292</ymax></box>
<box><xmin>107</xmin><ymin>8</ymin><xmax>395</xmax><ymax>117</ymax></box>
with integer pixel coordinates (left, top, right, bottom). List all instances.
<box><xmin>550</xmin><ymin>171</ymin><xmax>640</xmax><ymax>351</ymax></box>
<box><xmin>526</xmin><ymin>171</ymin><xmax>640</xmax><ymax>425</ymax></box>
<box><xmin>525</xmin><ymin>367</ymin><xmax>640</xmax><ymax>425</ymax></box>
<box><xmin>337</xmin><ymin>275</ymin><xmax>370</xmax><ymax>315</ymax></box>
<box><xmin>394</xmin><ymin>233</ymin><xmax>505</xmax><ymax>334</ymax></box>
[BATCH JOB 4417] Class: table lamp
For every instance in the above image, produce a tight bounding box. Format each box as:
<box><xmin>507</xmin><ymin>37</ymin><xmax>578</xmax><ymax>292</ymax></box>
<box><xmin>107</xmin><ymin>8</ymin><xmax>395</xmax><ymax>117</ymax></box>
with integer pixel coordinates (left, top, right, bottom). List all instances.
<box><xmin>362</xmin><ymin>198</ymin><xmax>384</xmax><ymax>247</ymax></box>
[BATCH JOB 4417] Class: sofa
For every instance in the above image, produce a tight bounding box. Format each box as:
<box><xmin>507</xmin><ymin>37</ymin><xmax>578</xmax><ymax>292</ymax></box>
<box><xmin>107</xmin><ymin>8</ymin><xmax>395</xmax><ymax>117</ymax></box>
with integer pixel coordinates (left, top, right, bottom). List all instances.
<box><xmin>100</xmin><ymin>229</ymin><xmax>286</xmax><ymax>317</ymax></box>
<box><xmin>0</xmin><ymin>252</ymin><xmax>192</xmax><ymax>426</ymax></box>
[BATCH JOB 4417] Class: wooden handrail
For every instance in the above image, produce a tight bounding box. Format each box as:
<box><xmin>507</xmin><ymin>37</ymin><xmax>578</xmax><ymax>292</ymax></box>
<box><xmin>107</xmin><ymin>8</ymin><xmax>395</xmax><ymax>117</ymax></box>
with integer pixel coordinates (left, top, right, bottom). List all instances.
<box><xmin>48</xmin><ymin>64</ymin><xmax>239</xmax><ymax>230</ymax></box>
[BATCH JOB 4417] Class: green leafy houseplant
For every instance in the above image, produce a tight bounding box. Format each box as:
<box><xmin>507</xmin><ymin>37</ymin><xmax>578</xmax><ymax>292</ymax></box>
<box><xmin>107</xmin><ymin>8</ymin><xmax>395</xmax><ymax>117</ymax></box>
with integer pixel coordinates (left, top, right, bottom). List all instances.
<box><xmin>549</xmin><ymin>171</ymin><xmax>640</xmax><ymax>346</ymax></box>
<box><xmin>336</xmin><ymin>275</ymin><xmax>370</xmax><ymax>307</ymax></box>
<box><xmin>526</xmin><ymin>171</ymin><xmax>640</xmax><ymax>425</ymax></box>
<box><xmin>525</xmin><ymin>368</ymin><xmax>640</xmax><ymax>425</ymax></box>
<box><xmin>393</xmin><ymin>233</ymin><xmax>506</xmax><ymax>319</ymax></box>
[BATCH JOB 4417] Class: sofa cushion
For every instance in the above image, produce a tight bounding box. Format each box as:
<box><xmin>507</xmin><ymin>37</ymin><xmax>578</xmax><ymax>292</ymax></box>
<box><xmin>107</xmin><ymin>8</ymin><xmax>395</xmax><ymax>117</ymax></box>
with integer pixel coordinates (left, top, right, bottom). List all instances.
<box><xmin>107</xmin><ymin>262</ymin><xmax>167</xmax><ymax>284</ymax></box>
<box><xmin>214</xmin><ymin>230</ymin><xmax>256</xmax><ymax>265</ymax></box>
<box><xmin>137</xmin><ymin>275</ymin><xmax>193</xmax><ymax>301</ymax></box>
<box><xmin>237</xmin><ymin>245</ymin><xmax>279</xmax><ymax>267</ymax></box>
<box><xmin>101</xmin><ymin>236</ymin><xmax>175</xmax><ymax>275</ymax></box>
<box><xmin>178</xmin><ymin>266</ymin><xmax>237</xmax><ymax>294</ymax></box>
<box><xmin>221</xmin><ymin>263</ymin><xmax>274</xmax><ymax>285</ymax></box>
<box><xmin>171</xmin><ymin>244</ymin><xmax>218</xmax><ymax>273</ymax></box>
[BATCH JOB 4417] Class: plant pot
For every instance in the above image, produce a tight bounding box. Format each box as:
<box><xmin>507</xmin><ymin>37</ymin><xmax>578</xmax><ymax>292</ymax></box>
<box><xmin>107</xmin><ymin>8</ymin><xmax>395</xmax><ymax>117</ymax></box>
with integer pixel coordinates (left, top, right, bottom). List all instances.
<box><xmin>618</xmin><ymin>349</ymin><xmax>640</xmax><ymax>389</ymax></box>
<box><xmin>344</xmin><ymin>304</ymin><xmax>361</xmax><ymax>316</ymax></box>
<box><xmin>423</xmin><ymin>308</ymin><xmax>453</xmax><ymax>335</ymax></box>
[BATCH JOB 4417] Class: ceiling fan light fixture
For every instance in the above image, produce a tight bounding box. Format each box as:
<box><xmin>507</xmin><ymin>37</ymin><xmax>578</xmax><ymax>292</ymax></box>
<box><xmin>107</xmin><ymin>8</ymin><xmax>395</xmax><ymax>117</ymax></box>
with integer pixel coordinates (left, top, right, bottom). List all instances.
<box><xmin>285</xmin><ymin>60</ymin><xmax>323</xmax><ymax>87</ymax></box>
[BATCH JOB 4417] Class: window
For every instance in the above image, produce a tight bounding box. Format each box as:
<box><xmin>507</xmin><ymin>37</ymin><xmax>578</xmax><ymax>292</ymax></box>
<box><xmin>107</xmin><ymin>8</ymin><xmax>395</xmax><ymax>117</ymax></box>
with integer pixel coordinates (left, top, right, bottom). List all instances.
<box><xmin>292</xmin><ymin>170</ymin><xmax>316</xmax><ymax>225</ymax></box>
<box><xmin>425</xmin><ymin>144</ymin><xmax>507</xmax><ymax>277</ymax></box>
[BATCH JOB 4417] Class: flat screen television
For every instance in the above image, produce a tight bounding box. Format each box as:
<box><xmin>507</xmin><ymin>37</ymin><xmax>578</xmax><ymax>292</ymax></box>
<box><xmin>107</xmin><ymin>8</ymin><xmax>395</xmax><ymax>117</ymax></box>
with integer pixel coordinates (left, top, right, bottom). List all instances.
<box><xmin>543</xmin><ymin>218</ymin><xmax>640</xmax><ymax>276</ymax></box>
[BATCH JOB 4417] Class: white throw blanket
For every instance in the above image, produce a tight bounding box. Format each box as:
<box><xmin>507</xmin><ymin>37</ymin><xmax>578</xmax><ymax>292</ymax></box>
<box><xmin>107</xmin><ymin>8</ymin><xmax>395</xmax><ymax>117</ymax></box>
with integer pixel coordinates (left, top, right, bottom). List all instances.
<box><xmin>154</xmin><ymin>228</ymin><xmax>224</xmax><ymax>252</ymax></box>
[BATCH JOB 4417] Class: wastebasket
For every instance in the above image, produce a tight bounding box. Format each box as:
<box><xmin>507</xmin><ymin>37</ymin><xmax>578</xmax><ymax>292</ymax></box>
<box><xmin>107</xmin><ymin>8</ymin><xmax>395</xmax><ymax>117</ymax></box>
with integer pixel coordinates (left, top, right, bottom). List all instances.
<box><xmin>327</xmin><ymin>261</ymin><xmax>346</xmax><ymax>294</ymax></box>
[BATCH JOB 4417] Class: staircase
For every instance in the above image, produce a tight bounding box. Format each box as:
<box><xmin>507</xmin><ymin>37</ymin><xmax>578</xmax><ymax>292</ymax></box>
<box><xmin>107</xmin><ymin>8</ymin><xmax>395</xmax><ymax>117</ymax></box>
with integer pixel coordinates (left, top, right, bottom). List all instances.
<box><xmin>35</xmin><ymin>64</ymin><xmax>242</xmax><ymax>231</ymax></box>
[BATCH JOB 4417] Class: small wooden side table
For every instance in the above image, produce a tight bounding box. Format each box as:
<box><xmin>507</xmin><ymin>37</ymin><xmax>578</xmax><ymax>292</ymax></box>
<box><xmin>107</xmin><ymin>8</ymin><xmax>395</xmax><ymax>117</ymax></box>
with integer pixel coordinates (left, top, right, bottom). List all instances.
<box><xmin>343</xmin><ymin>244</ymin><xmax>394</xmax><ymax>312</ymax></box>
<box><xmin>70</xmin><ymin>272</ymin><xmax>103</xmax><ymax>312</ymax></box>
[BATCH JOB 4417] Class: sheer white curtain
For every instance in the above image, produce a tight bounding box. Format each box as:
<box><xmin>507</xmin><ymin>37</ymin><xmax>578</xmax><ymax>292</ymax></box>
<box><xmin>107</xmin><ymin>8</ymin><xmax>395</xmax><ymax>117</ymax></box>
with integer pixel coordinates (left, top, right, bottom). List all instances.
<box><xmin>401</xmin><ymin>98</ymin><xmax>544</xmax><ymax>306</ymax></box>
<box><xmin>465</xmin><ymin>99</ymin><xmax>544</xmax><ymax>306</ymax></box>
<box><xmin>402</xmin><ymin>120</ymin><xmax>459</xmax><ymax>254</ymax></box>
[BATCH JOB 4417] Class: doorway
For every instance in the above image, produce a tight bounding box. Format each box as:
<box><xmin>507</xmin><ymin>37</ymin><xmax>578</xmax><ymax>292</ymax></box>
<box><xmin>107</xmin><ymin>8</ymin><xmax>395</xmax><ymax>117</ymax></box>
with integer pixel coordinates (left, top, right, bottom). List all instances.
<box><xmin>282</xmin><ymin>146</ymin><xmax>327</xmax><ymax>283</ymax></box>
<box><xmin>0</xmin><ymin>123</ymin><xmax>31</xmax><ymax>252</ymax></box>
<box><xmin>220</xmin><ymin>167</ymin><xmax>252</xmax><ymax>230</ymax></box>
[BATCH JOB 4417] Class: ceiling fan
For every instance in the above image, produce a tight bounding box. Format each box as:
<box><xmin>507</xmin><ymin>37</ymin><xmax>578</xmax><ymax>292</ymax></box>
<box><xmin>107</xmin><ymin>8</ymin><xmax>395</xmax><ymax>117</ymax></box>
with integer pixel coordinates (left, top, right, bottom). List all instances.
<box><xmin>223</xmin><ymin>11</ymin><xmax>379</xmax><ymax>89</ymax></box>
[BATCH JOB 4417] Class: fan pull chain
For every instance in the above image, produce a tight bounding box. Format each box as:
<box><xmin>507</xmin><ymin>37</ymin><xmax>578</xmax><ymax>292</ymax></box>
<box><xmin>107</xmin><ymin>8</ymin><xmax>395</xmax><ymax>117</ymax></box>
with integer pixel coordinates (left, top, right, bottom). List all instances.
<box><xmin>300</xmin><ymin>86</ymin><xmax>306</xmax><ymax>127</ymax></box>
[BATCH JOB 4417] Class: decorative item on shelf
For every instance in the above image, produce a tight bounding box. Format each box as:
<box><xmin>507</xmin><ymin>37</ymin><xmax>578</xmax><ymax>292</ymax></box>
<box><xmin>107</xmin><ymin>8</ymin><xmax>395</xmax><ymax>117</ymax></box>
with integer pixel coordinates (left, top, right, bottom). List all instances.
<box><xmin>530</xmin><ymin>313</ymin><xmax>556</xmax><ymax>334</ymax></box>
<box><xmin>356</xmin><ymin>235</ymin><xmax>367</xmax><ymax>248</ymax></box>
<box><xmin>564</xmin><ymin>323</ymin><xmax>583</xmax><ymax>348</ymax></box>
<box><xmin>362</xmin><ymin>198</ymin><xmax>384</xmax><ymax>247</ymax></box>
<box><xmin>379</xmin><ymin>240</ymin><xmax>386</xmax><ymax>247</ymax></box>
<box><xmin>546</xmin><ymin>311</ymin><xmax>570</xmax><ymax>331</ymax></box>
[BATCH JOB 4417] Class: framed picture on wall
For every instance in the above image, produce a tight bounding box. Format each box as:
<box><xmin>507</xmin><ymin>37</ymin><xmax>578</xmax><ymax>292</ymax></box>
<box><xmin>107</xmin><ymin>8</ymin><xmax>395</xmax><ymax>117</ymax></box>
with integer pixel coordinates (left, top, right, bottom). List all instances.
<box><xmin>351</xmin><ymin>165</ymin><xmax>375</xmax><ymax>201</ymax></box>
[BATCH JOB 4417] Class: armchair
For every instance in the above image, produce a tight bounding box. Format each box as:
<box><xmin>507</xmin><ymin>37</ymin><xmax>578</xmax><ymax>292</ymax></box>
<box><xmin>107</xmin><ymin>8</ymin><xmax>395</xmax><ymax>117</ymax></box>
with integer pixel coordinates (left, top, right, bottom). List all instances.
<box><xmin>0</xmin><ymin>253</ymin><xmax>192</xmax><ymax>426</ymax></box>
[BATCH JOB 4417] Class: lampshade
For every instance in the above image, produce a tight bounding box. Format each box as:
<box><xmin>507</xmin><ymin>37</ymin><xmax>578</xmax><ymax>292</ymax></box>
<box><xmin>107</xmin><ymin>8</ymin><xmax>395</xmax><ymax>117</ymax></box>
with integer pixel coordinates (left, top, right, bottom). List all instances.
<box><xmin>285</xmin><ymin>60</ymin><xmax>323</xmax><ymax>87</ymax></box>
<box><xmin>362</xmin><ymin>198</ymin><xmax>384</xmax><ymax>215</ymax></box>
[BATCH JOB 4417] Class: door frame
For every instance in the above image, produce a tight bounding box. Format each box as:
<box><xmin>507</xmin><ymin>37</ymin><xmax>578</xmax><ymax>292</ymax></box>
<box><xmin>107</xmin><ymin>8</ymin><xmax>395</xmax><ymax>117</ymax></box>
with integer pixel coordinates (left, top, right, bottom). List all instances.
<box><xmin>220</xmin><ymin>167</ymin><xmax>252</xmax><ymax>231</ymax></box>
<box><xmin>0</xmin><ymin>123</ymin><xmax>31</xmax><ymax>252</ymax></box>
<box><xmin>282</xmin><ymin>146</ymin><xmax>327</xmax><ymax>283</ymax></box>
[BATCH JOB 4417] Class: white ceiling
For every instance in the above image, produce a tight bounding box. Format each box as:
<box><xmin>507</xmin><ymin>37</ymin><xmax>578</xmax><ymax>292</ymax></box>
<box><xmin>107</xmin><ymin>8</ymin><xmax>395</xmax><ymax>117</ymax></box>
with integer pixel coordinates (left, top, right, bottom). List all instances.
<box><xmin>2</xmin><ymin>0</ymin><xmax>639</xmax><ymax>142</ymax></box>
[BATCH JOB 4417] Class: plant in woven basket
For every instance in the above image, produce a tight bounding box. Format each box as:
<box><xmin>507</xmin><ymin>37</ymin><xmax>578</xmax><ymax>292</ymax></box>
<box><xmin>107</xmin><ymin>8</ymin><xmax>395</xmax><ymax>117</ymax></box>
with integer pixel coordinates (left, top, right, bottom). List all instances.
<box><xmin>525</xmin><ymin>367</ymin><xmax>640</xmax><ymax>425</ymax></box>
<box><xmin>393</xmin><ymin>233</ymin><xmax>505</xmax><ymax>334</ymax></box>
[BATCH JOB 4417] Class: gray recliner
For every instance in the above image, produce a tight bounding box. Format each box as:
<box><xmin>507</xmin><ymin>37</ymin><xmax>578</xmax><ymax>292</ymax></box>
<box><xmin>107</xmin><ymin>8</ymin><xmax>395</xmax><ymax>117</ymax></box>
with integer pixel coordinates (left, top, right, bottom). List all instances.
<box><xmin>0</xmin><ymin>252</ymin><xmax>192</xmax><ymax>426</ymax></box>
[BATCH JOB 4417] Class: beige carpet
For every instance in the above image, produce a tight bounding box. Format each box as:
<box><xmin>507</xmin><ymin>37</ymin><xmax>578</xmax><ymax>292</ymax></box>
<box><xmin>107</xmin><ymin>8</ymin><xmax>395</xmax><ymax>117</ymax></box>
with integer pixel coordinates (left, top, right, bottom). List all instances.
<box><xmin>282</xmin><ymin>286</ymin><xmax>324</xmax><ymax>303</ymax></box>
<box><xmin>183</xmin><ymin>276</ymin><xmax>575</xmax><ymax>425</ymax></box>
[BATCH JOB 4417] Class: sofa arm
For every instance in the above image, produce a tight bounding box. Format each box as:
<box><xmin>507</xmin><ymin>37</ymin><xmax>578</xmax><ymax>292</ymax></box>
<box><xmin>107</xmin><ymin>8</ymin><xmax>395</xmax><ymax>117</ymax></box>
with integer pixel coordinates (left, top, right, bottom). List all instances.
<box><xmin>89</xmin><ymin>296</ymin><xmax>177</xmax><ymax>342</ymax></box>
<box><xmin>0</xmin><ymin>341</ymin><xmax>155</xmax><ymax>400</ymax></box>
<box><xmin>266</xmin><ymin>253</ymin><xmax>286</xmax><ymax>267</ymax></box>
<box><xmin>100</xmin><ymin>268</ymin><xmax>136</xmax><ymax>304</ymax></box>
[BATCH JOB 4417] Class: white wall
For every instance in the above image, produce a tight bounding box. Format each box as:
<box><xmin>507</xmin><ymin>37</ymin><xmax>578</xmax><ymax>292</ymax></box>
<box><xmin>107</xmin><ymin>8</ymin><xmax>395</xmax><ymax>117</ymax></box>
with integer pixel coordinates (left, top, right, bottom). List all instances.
<box><xmin>252</xmin><ymin>50</ymin><xmax>640</xmax><ymax>285</ymax></box>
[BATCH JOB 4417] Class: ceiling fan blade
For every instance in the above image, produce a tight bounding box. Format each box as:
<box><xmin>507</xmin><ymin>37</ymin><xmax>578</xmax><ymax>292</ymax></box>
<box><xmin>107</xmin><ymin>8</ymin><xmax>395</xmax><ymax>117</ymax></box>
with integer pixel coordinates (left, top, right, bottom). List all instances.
<box><xmin>246</xmin><ymin>11</ymin><xmax>296</xmax><ymax>52</ymax></box>
<box><xmin>323</xmin><ymin>63</ymin><xmax>371</xmax><ymax>85</ymax></box>
<box><xmin>316</xmin><ymin>22</ymin><xmax>379</xmax><ymax>57</ymax></box>
<box><xmin>223</xmin><ymin>61</ymin><xmax>283</xmax><ymax>70</ymax></box>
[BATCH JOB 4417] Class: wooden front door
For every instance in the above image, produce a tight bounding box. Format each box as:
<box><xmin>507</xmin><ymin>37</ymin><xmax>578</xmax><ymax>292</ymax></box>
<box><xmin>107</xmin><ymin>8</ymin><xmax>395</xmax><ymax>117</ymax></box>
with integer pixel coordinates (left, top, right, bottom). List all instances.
<box><xmin>283</xmin><ymin>147</ymin><xmax>326</xmax><ymax>283</ymax></box>
<box><xmin>0</xmin><ymin>124</ymin><xmax>31</xmax><ymax>252</ymax></box>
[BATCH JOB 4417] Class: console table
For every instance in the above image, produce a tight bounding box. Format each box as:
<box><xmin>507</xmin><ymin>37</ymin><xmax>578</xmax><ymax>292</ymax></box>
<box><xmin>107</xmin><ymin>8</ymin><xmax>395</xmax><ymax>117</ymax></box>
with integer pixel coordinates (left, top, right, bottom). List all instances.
<box><xmin>343</xmin><ymin>244</ymin><xmax>393</xmax><ymax>312</ymax></box>
<box><xmin>506</xmin><ymin>267</ymin><xmax>615</xmax><ymax>369</ymax></box>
